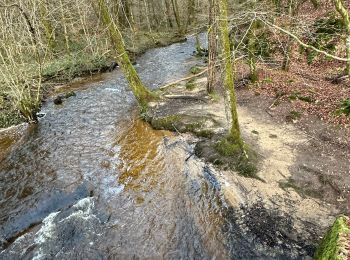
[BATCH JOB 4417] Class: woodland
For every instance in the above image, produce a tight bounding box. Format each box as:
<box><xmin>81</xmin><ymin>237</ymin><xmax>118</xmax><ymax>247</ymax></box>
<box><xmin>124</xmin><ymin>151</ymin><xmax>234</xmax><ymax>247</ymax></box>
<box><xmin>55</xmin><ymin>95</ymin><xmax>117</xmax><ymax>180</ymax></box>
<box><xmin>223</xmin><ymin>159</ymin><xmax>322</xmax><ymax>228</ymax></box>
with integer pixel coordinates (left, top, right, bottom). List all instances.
<box><xmin>0</xmin><ymin>0</ymin><xmax>350</xmax><ymax>259</ymax></box>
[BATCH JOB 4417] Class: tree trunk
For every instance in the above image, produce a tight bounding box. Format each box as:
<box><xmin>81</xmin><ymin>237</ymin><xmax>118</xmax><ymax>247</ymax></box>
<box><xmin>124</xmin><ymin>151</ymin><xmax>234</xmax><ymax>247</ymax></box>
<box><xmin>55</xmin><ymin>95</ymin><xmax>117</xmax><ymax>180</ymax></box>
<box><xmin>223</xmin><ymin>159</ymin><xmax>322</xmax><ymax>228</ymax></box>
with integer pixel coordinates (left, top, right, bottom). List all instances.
<box><xmin>207</xmin><ymin>0</ymin><xmax>218</xmax><ymax>93</ymax></box>
<box><xmin>333</xmin><ymin>0</ymin><xmax>350</xmax><ymax>77</ymax></box>
<box><xmin>218</xmin><ymin>0</ymin><xmax>243</xmax><ymax>147</ymax></box>
<box><xmin>281</xmin><ymin>0</ymin><xmax>295</xmax><ymax>71</ymax></box>
<box><xmin>164</xmin><ymin>0</ymin><xmax>173</xmax><ymax>28</ymax></box>
<box><xmin>59</xmin><ymin>0</ymin><xmax>70</xmax><ymax>54</ymax></box>
<box><xmin>171</xmin><ymin>0</ymin><xmax>182</xmax><ymax>32</ymax></box>
<box><xmin>94</xmin><ymin>0</ymin><xmax>153</xmax><ymax>108</ymax></box>
<box><xmin>143</xmin><ymin>0</ymin><xmax>152</xmax><ymax>32</ymax></box>
<box><xmin>186</xmin><ymin>0</ymin><xmax>195</xmax><ymax>27</ymax></box>
<box><xmin>247</xmin><ymin>23</ymin><xmax>258</xmax><ymax>82</ymax></box>
<box><xmin>39</xmin><ymin>1</ymin><xmax>56</xmax><ymax>51</ymax></box>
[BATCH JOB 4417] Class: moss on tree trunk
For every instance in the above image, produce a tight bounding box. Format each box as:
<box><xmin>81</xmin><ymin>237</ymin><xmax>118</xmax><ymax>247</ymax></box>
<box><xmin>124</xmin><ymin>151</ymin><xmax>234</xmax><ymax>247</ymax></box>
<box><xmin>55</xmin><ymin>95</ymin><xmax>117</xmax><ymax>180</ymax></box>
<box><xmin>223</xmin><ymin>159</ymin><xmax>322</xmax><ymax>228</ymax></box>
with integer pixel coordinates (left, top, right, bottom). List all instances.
<box><xmin>333</xmin><ymin>0</ymin><xmax>350</xmax><ymax>78</ymax></box>
<box><xmin>95</xmin><ymin>0</ymin><xmax>154</xmax><ymax>108</ymax></box>
<box><xmin>314</xmin><ymin>215</ymin><xmax>350</xmax><ymax>260</ymax></box>
<box><xmin>207</xmin><ymin>0</ymin><xmax>218</xmax><ymax>93</ymax></box>
<box><xmin>218</xmin><ymin>0</ymin><xmax>243</xmax><ymax>148</ymax></box>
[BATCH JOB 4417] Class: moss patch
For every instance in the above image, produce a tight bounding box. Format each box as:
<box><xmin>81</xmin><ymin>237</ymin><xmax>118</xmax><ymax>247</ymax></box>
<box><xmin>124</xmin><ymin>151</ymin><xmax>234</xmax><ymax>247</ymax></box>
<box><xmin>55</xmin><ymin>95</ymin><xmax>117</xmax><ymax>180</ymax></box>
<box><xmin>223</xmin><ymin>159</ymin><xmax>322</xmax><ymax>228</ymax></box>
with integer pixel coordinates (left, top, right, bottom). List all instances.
<box><xmin>149</xmin><ymin>114</ymin><xmax>216</xmax><ymax>139</ymax></box>
<box><xmin>190</xmin><ymin>66</ymin><xmax>202</xmax><ymax>74</ymax></box>
<box><xmin>314</xmin><ymin>215</ymin><xmax>350</xmax><ymax>260</ymax></box>
<box><xmin>185</xmin><ymin>79</ymin><xmax>196</xmax><ymax>90</ymax></box>
<box><xmin>150</xmin><ymin>115</ymin><xmax>181</xmax><ymax>131</ymax></box>
<box><xmin>195</xmin><ymin>135</ymin><xmax>259</xmax><ymax>179</ymax></box>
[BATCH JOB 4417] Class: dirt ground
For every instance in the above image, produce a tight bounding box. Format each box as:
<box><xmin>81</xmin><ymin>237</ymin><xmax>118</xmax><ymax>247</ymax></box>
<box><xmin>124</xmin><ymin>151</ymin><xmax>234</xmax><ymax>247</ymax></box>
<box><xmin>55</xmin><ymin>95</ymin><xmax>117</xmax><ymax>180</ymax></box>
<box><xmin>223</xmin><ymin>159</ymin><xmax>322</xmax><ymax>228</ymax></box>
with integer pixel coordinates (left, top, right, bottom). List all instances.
<box><xmin>236</xmin><ymin>87</ymin><xmax>350</xmax><ymax>214</ymax></box>
<box><xmin>148</xmin><ymin>74</ymin><xmax>350</xmax><ymax>247</ymax></box>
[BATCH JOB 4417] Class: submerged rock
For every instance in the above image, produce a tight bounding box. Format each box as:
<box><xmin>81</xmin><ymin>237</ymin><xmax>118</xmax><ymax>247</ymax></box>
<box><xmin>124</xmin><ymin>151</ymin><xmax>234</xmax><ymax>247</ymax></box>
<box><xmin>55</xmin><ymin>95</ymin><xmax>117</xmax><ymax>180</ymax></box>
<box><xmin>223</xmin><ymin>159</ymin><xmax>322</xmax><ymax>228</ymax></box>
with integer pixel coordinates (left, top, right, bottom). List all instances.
<box><xmin>53</xmin><ymin>96</ymin><xmax>63</xmax><ymax>105</ymax></box>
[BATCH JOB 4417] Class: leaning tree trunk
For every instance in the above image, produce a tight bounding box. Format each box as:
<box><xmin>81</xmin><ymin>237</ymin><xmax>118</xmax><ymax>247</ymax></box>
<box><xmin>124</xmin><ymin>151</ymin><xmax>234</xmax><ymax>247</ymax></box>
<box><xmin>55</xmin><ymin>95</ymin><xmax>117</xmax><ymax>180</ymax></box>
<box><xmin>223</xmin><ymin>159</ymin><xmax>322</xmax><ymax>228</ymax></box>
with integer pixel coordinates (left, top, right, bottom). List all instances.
<box><xmin>218</xmin><ymin>0</ymin><xmax>243</xmax><ymax>148</ymax></box>
<box><xmin>333</xmin><ymin>0</ymin><xmax>350</xmax><ymax>78</ymax></box>
<box><xmin>95</xmin><ymin>0</ymin><xmax>153</xmax><ymax>108</ymax></box>
<box><xmin>207</xmin><ymin>0</ymin><xmax>218</xmax><ymax>93</ymax></box>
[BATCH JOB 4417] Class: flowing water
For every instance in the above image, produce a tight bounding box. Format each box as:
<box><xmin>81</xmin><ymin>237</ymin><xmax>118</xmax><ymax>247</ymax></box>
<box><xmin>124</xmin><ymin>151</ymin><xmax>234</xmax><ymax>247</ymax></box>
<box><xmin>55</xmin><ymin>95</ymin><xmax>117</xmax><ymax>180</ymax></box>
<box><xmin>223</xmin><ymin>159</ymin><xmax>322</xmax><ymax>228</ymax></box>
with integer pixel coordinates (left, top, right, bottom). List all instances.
<box><xmin>0</xmin><ymin>36</ymin><xmax>315</xmax><ymax>259</ymax></box>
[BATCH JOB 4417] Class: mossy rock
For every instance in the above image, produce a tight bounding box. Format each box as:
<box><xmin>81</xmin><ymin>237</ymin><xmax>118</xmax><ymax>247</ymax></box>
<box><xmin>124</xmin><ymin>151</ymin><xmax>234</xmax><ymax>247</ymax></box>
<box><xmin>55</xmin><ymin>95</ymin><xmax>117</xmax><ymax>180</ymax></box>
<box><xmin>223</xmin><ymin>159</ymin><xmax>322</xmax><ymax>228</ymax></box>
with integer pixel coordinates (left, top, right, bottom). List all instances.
<box><xmin>195</xmin><ymin>135</ymin><xmax>259</xmax><ymax>179</ymax></box>
<box><xmin>185</xmin><ymin>79</ymin><xmax>196</xmax><ymax>90</ymax></box>
<box><xmin>149</xmin><ymin>114</ymin><xmax>215</xmax><ymax>138</ymax></box>
<box><xmin>314</xmin><ymin>215</ymin><xmax>350</xmax><ymax>260</ymax></box>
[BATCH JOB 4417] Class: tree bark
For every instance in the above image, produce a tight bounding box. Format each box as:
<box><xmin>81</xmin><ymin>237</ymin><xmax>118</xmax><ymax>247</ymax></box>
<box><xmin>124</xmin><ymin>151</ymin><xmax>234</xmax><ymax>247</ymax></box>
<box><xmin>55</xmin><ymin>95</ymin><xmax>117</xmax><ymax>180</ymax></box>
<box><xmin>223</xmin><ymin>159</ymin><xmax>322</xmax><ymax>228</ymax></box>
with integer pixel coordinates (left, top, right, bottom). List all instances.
<box><xmin>333</xmin><ymin>0</ymin><xmax>350</xmax><ymax>77</ymax></box>
<box><xmin>207</xmin><ymin>0</ymin><xmax>218</xmax><ymax>93</ymax></box>
<box><xmin>218</xmin><ymin>0</ymin><xmax>243</xmax><ymax>147</ymax></box>
<box><xmin>94</xmin><ymin>0</ymin><xmax>153</xmax><ymax>108</ymax></box>
<box><xmin>164</xmin><ymin>0</ymin><xmax>173</xmax><ymax>28</ymax></box>
<box><xmin>171</xmin><ymin>0</ymin><xmax>182</xmax><ymax>32</ymax></box>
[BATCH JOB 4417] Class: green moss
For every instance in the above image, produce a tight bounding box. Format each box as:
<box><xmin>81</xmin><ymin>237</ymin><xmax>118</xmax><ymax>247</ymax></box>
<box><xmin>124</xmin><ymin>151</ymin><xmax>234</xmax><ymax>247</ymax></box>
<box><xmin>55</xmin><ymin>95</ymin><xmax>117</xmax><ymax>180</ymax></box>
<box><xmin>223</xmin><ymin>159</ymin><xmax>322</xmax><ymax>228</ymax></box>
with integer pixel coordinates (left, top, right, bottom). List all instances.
<box><xmin>215</xmin><ymin>137</ymin><xmax>242</xmax><ymax>156</ymax></box>
<box><xmin>190</xmin><ymin>66</ymin><xmax>201</xmax><ymax>74</ymax></box>
<box><xmin>314</xmin><ymin>216</ymin><xmax>350</xmax><ymax>260</ymax></box>
<box><xmin>298</xmin><ymin>95</ymin><xmax>314</xmax><ymax>103</ymax></box>
<box><xmin>262</xmin><ymin>77</ymin><xmax>273</xmax><ymax>84</ymax></box>
<box><xmin>209</xmin><ymin>92</ymin><xmax>220</xmax><ymax>102</ymax></box>
<box><xmin>151</xmin><ymin>115</ymin><xmax>181</xmax><ymax>131</ymax></box>
<box><xmin>215</xmin><ymin>136</ymin><xmax>258</xmax><ymax>178</ymax></box>
<box><xmin>289</xmin><ymin>92</ymin><xmax>300</xmax><ymax>101</ymax></box>
<box><xmin>289</xmin><ymin>92</ymin><xmax>314</xmax><ymax>103</ymax></box>
<box><xmin>195</xmin><ymin>129</ymin><xmax>214</xmax><ymax>138</ymax></box>
<box><xmin>335</xmin><ymin>99</ymin><xmax>350</xmax><ymax>117</ymax></box>
<box><xmin>286</xmin><ymin>111</ymin><xmax>302</xmax><ymax>122</ymax></box>
<box><xmin>185</xmin><ymin>79</ymin><xmax>196</xmax><ymax>90</ymax></box>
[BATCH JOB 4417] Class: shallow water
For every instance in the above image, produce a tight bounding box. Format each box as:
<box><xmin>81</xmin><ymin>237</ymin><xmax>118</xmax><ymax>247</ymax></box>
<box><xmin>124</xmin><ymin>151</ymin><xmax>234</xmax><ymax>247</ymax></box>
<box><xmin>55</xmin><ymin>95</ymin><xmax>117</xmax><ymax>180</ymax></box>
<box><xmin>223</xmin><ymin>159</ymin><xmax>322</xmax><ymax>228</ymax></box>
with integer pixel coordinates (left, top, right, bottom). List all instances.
<box><xmin>0</xmin><ymin>36</ymin><xmax>315</xmax><ymax>259</ymax></box>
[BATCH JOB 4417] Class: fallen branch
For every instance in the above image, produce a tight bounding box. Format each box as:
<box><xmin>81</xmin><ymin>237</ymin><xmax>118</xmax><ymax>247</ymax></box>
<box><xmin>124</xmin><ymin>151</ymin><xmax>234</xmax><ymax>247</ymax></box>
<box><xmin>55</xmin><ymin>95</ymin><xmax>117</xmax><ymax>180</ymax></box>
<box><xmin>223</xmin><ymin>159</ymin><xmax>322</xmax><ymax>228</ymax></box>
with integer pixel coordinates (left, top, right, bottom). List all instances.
<box><xmin>160</xmin><ymin>68</ymin><xmax>208</xmax><ymax>90</ymax></box>
<box><xmin>163</xmin><ymin>94</ymin><xmax>207</xmax><ymax>102</ymax></box>
<box><xmin>159</xmin><ymin>55</ymin><xmax>245</xmax><ymax>90</ymax></box>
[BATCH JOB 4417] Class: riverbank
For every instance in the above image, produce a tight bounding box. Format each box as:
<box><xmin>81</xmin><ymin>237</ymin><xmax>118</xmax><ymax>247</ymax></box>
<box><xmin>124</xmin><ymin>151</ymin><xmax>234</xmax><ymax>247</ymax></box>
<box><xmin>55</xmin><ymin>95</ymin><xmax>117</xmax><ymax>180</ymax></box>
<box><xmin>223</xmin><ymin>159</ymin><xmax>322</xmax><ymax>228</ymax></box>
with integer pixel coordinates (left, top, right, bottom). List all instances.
<box><xmin>0</xmin><ymin>30</ymin><xmax>186</xmax><ymax>130</ymax></box>
<box><xmin>146</xmin><ymin>71</ymin><xmax>349</xmax><ymax>257</ymax></box>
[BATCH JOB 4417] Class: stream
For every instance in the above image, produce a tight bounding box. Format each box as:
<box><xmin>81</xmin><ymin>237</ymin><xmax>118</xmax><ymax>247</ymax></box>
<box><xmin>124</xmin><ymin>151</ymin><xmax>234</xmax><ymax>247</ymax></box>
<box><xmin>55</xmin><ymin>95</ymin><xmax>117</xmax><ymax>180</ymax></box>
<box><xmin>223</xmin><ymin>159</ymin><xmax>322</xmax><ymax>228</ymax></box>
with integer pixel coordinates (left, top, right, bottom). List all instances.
<box><xmin>0</xmin><ymin>36</ymin><xmax>315</xmax><ymax>259</ymax></box>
